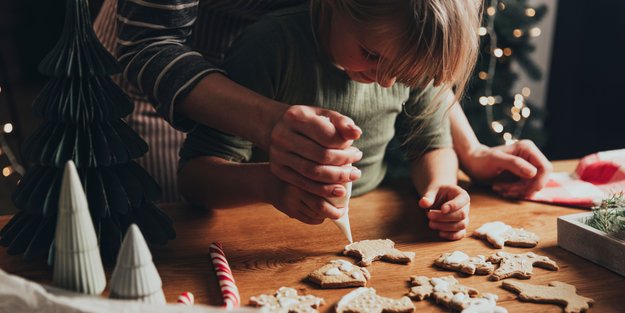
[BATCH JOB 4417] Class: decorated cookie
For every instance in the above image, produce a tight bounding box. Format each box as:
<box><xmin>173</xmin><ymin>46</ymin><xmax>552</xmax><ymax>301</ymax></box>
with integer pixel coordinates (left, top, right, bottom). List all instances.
<box><xmin>474</xmin><ymin>221</ymin><xmax>539</xmax><ymax>248</ymax></box>
<box><xmin>336</xmin><ymin>287</ymin><xmax>414</xmax><ymax>313</ymax></box>
<box><xmin>488</xmin><ymin>251</ymin><xmax>559</xmax><ymax>281</ymax></box>
<box><xmin>343</xmin><ymin>239</ymin><xmax>415</xmax><ymax>266</ymax></box>
<box><xmin>408</xmin><ymin>275</ymin><xmax>506</xmax><ymax>312</ymax></box>
<box><xmin>502</xmin><ymin>280</ymin><xmax>594</xmax><ymax>313</ymax></box>
<box><xmin>451</xmin><ymin>293</ymin><xmax>508</xmax><ymax>313</ymax></box>
<box><xmin>249</xmin><ymin>287</ymin><xmax>324</xmax><ymax>313</ymax></box>
<box><xmin>307</xmin><ymin>259</ymin><xmax>371</xmax><ymax>288</ymax></box>
<box><xmin>434</xmin><ymin>251</ymin><xmax>495</xmax><ymax>275</ymax></box>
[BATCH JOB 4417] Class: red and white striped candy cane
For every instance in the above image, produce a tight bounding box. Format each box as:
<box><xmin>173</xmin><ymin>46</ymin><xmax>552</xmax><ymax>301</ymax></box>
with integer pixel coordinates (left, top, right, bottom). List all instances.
<box><xmin>177</xmin><ymin>291</ymin><xmax>194</xmax><ymax>305</ymax></box>
<box><xmin>209</xmin><ymin>242</ymin><xmax>241</xmax><ymax>309</ymax></box>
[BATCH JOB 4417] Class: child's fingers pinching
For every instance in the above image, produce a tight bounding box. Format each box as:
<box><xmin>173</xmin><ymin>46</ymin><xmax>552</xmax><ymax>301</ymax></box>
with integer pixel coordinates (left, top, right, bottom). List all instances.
<box><xmin>438</xmin><ymin>186</ymin><xmax>470</xmax><ymax>214</ymax></box>
<box><xmin>438</xmin><ymin>229</ymin><xmax>467</xmax><ymax>241</ymax></box>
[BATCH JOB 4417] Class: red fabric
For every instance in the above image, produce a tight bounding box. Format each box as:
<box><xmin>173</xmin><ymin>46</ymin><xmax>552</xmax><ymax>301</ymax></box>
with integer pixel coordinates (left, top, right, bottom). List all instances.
<box><xmin>527</xmin><ymin>149</ymin><xmax>625</xmax><ymax>208</ymax></box>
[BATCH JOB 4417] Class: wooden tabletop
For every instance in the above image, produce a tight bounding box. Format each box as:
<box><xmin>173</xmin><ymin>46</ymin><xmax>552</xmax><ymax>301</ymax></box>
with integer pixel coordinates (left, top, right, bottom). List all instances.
<box><xmin>1</xmin><ymin>160</ymin><xmax>624</xmax><ymax>312</ymax></box>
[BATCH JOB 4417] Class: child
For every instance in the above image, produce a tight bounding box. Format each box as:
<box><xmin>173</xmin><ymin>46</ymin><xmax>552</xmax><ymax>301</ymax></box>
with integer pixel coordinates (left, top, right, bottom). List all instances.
<box><xmin>178</xmin><ymin>0</ymin><xmax>480</xmax><ymax>240</ymax></box>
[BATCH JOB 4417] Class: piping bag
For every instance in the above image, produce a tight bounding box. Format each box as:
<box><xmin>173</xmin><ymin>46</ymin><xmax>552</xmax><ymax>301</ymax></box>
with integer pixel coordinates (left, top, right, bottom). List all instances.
<box><xmin>327</xmin><ymin>181</ymin><xmax>353</xmax><ymax>243</ymax></box>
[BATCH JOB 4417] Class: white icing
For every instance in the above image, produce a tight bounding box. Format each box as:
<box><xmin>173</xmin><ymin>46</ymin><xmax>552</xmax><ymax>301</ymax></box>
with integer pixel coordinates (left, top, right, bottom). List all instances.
<box><xmin>351</xmin><ymin>271</ymin><xmax>363</xmax><ymax>280</ymax></box>
<box><xmin>336</xmin><ymin>287</ymin><xmax>370</xmax><ymax>312</ymax></box>
<box><xmin>278</xmin><ymin>297</ymin><xmax>299</xmax><ymax>308</ymax></box>
<box><xmin>476</xmin><ymin>221</ymin><xmax>512</xmax><ymax>247</ymax></box>
<box><xmin>330</xmin><ymin>182</ymin><xmax>353</xmax><ymax>243</ymax></box>
<box><xmin>332</xmin><ymin>259</ymin><xmax>354</xmax><ymax>272</ymax></box>
<box><xmin>445</xmin><ymin>251</ymin><xmax>469</xmax><ymax>264</ymax></box>
<box><xmin>324</xmin><ymin>267</ymin><xmax>341</xmax><ymax>276</ymax></box>
<box><xmin>431</xmin><ymin>278</ymin><xmax>450</xmax><ymax>293</ymax></box>
<box><xmin>458</xmin><ymin>293</ymin><xmax>508</xmax><ymax>313</ymax></box>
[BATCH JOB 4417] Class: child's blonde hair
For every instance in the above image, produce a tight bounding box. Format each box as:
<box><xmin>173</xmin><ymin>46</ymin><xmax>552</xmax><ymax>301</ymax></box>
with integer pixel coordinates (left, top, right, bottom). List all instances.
<box><xmin>311</xmin><ymin>0</ymin><xmax>482</xmax><ymax>103</ymax></box>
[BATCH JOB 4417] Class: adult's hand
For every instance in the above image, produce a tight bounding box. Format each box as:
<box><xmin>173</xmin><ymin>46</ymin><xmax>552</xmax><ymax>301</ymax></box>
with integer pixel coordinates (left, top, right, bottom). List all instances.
<box><xmin>269</xmin><ymin>105</ymin><xmax>364</xmax><ymax>198</ymax></box>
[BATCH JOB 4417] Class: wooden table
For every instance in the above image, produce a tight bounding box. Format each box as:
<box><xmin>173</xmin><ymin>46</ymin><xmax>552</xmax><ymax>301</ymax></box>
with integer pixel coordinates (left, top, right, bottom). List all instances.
<box><xmin>1</xmin><ymin>160</ymin><xmax>624</xmax><ymax>312</ymax></box>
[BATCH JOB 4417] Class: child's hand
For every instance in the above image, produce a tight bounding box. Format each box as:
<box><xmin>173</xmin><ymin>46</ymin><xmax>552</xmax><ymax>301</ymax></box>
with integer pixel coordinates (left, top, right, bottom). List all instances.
<box><xmin>269</xmin><ymin>181</ymin><xmax>345</xmax><ymax>225</ymax></box>
<box><xmin>269</xmin><ymin>105</ymin><xmax>363</xmax><ymax>199</ymax></box>
<box><xmin>418</xmin><ymin>185</ymin><xmax>470</xmax><ymax>241</ymax></box>
<box><xmin>460</xmin><ymin>141</ymin><xmax>552</xmax><ymax>198</ymax></box>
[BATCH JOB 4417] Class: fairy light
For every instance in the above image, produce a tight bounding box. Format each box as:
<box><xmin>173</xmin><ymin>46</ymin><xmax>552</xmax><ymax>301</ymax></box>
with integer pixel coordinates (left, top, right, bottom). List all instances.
<box><xmin>529</xmin><ymin>27</ymin><xmax>542</xmax><ymax>37</ymax></box>
<box><xmin>2</xmin><ymin>166</ymin><xmax>12</xmax><ymax>177</ymax></box>
<box><xmin>491</xmin><ymin>121</ymin><xmax>504</xmax><ymax>133</ymax></box>
<box><xmin>3</xmin><ymin>123</ymin><xmax>13</xmax><ymax>134</ymax></box>
<box><xmin>477</xmin><ymin>0</ymin><xmax>539</xmax><ymax>144</ymax></box>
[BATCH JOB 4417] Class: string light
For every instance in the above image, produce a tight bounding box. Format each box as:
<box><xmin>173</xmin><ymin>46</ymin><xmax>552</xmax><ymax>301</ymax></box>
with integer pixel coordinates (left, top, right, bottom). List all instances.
<box><xmin>2</xmin><ymin>166</ymin><xmax>12</xmax><ymax>177</ymax></box>
<box><xmin>491</xmin><ymin>121</ymin><xmax>504</xmax><ymax>133</ymax></box>
<box><xmin>477</xmin><ymin>0</ymin><xmax>539</xmax><ymax>144</ymax></box>
<box><xmin>529</xmin><ymin>27</ymin><xmax>542</xmax><ymax>37</ymax></box>
<box><xmin>2</xmin><ymin>123</ymin><xmax>13</xmax><ymax>134</ymax></box>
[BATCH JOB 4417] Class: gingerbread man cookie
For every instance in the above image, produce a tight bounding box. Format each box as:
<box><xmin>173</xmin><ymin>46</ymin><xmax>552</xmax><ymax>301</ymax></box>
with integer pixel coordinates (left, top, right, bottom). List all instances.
<box><xmin>307</xmin><ymin>259</ymin><xmax>371</xmax><ymax>288</ymax></box>
<box><xmin>502</xmin><ymin>280</ymin><xmax>594</xmax><ymax>313</ymax></box>
<box><xmin>434</xmin><ymin>251</ymin><xmax>495</xmax><ymax>275</ymax></box>
<box><xmin>474</xmin><ymin>221</ymin><xmax>539</xmax><ymax>248</ymax></box>
<box><xmin>488</xmin><ymin>251</ymin><xmax>559</xmax><ymax>281</ymax></box>
<box><xmin>249</xmin><ymin>287</ymin><xmax>324</xmax><ymax>313</ymax></box>
<box><xmin>336</xmin><ymin>287</ymin><xmax>414</xmax><ymax>313</ymax></box>
<box><xmin>343</xmin><ymin>239</ymin><xmax>415</xmax><ymax>266</ymax></box>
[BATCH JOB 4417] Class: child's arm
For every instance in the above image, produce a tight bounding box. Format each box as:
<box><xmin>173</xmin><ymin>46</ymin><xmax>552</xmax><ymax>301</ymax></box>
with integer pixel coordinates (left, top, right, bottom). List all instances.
<box><xmin>401</xmin><ymin>85</ymin><xmax>470</xmax><ymax>240</ymax></box>
<box><xmin>178</xmin><ymin>156</ymin><xmax>343</xmax><ymax>224</ymax></box>
<box><xmin>410</xmin><ymin>148</ymin><xmax>470</xmax><ymax>241</ymax></box>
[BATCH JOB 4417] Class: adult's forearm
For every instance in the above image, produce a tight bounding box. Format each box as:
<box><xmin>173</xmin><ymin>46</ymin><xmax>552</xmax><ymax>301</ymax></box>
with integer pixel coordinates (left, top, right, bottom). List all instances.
<box><xmin>177</xmin><ymin>73</ymin><xmax>287</xmax><ymax>150</ymax></box>
<box><xmin>410</xmin><ymin>148</ymin><xmax>459</xmax><ymax>195</ymax></box>
<box><xmin>178</xmin><ymin>156</ymin><xmax>274</xmax><ymax>208</ymax></box>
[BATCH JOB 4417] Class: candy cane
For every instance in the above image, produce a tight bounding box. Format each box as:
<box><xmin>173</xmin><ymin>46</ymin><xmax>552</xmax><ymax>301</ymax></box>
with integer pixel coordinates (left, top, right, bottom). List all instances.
<box><xmin>209</xmin><ymin>242</ymin><xmax>241</xmax><ymax>309</ymax></box>
<box><xmin>177</xmin><ymin>291</ymin><xmax>194</xmax><ymax>305</ymax></box>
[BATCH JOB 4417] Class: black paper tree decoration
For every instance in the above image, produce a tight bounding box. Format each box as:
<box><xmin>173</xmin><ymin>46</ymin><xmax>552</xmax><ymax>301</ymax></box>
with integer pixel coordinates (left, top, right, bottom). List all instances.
<box><xmin>0</xmin><ymin>0</ymin><xmax>175</xmax><ymax>262</ymax></box>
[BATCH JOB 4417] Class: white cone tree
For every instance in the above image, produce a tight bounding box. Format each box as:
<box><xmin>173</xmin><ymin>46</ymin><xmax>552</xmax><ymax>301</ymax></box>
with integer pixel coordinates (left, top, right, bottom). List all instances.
<box><xmin>53</xmin><ymin>161</ymin><xmax>106</xmax><ymax>295</ymax></box>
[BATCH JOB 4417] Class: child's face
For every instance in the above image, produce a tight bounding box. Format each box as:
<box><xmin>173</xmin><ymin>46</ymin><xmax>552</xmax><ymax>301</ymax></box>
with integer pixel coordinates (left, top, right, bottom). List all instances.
<box><xmin>327</xmin><ymin>12</ymin><xmax>398</xmax><ymax>88</ymax></box>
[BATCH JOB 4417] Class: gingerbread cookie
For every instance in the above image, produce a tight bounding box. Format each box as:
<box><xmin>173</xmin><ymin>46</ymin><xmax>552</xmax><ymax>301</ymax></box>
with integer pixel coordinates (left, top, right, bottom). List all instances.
<box><xmin>502</xmin><ymin>280</ymin><xmax>594</xmax><ymax>313</ymax></box>
<box><xmin>343</xmin><ymin>239</ymin><xmax>415</xmax><ymax>266</ymax></box>
<box><xmin>451</xmin><ymin>293</ymin><xmax>508</xmax><ymax>313</ymax></box>
<box><xmin>407</xmin><ymin>275</ymin><xmax>479</xmax><ymax>311</ymax></box>
<box><xmin>474</xmin><ymin>221</ymin><xmax>539</xmax><ymax>248</ymax></box>
<box><xmin>307</xmin><ymin>259</ymin><xmax>371</xmax><ymax>288</ymax></box>
<box><xmin>488</xmin><ymin>251</ymin><xmax>559</xmax><ymax>281</ymax></box>
<box><xmin>336</xmin><ymin>287</ymin><xmax>414</xmax><ymax>313</ymax></box>
<box><xmin>434</xmin><ymin>251</ymin><xmax>495</xmax><ymax>275</ymax></box>
<box><xmin>249</xmin><ymin>287</ymin><xmax>324</xmax><ymax>313</ymax></box>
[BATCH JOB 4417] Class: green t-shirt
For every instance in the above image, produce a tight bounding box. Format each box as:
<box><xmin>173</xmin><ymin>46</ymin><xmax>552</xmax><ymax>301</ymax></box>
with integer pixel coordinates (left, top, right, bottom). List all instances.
<box><xmin>179</xmin><ymin>6</ymin><xmax>451</xmax><ymax>196</ymax></box>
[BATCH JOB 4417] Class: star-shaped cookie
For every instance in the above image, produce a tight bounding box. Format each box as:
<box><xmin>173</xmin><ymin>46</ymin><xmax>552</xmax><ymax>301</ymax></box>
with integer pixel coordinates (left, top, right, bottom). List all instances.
<box><xmin>343</xmin><ymin>239</ymin><xmax>415</xmax><ymax>266</ymax></box>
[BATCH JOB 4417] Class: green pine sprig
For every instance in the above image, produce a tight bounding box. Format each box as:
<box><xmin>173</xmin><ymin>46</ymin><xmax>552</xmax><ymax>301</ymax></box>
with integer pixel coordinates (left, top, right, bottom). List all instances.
<box><xmin>584</xmin><ymin>193</ymin><xmax>625</xmax><ymax>235</ymax></box>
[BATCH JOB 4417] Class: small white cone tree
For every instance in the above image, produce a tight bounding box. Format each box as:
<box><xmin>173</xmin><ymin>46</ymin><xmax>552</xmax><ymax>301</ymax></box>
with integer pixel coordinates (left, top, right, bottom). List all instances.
<box><xmin>109</xmin><ymin>224</ymin><xmax>166</xmax><ymax>304</ymax></box>
<box><xmin>53</xmin><ymin>161</ymin><xmax>106</xmax><ymax>295</ymax></box>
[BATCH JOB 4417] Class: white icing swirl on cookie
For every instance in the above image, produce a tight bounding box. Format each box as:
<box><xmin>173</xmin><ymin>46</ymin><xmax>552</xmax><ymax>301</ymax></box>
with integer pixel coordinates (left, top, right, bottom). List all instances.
<box><xmin>324</xmin><ymin>267</ymin><xmax>341</xmax><ymax>276</ymax></box>
<box><xmin>445</xmin><ymin>251</ymin><xmax>469</xmax><ymax>264</ymax></box>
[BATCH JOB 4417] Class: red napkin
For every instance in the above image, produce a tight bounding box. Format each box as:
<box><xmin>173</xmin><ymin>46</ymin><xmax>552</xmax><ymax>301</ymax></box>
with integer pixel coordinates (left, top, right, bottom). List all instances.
<box><xmin>528</xmin><ymin>149</ymin><xmax>625</xmax><ymax>208</ymax></box>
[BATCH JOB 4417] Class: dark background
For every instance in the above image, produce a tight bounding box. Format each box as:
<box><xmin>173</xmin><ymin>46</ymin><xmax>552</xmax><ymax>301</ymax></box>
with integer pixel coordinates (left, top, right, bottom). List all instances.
<box><xmin>1</xmin><ymin>0</ymin><xmax>625</xmax><ymax>213</ymax></box>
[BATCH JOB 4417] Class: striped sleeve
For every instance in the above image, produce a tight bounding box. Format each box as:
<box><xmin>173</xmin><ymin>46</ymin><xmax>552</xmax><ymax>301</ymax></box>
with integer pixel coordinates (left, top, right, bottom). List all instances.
<box><xmin>116</xmin><ymin>0</ymin><xmax>223</xmax><ymax>131</ymax></box>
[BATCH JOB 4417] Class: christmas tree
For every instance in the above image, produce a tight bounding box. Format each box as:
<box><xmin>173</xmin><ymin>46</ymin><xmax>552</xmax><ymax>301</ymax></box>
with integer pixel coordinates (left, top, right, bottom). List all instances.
<box><xmin>0</xmin><ymin>0</ymin><xmax>175</xmax><ymax>262</ymax></box>
<box><xmin>463</xmin><ymin>0</ymin><xmax>548</xmax><ymax>146</ymax></box>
